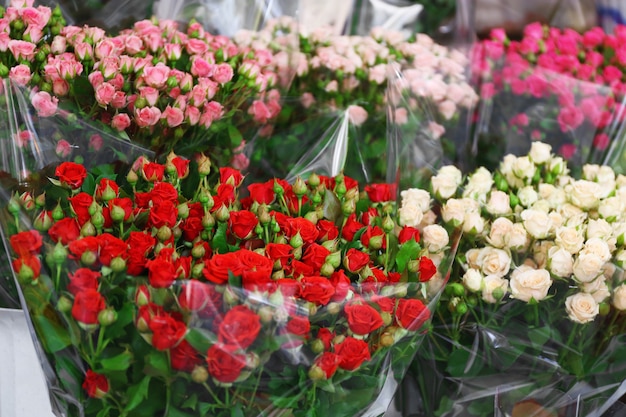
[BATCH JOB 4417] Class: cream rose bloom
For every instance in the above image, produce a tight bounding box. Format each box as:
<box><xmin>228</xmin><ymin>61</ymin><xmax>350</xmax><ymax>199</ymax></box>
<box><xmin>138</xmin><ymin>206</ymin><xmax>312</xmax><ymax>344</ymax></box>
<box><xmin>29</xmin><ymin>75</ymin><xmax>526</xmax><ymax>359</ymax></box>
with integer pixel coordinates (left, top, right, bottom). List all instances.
<box><xmin>598</xmin><ymin>196</ymin><xmax>623</xmax><ymax>221</ymax></box>
<box><xmin>555</xmin><ymin>226</ymin><xmax>584</xmax><ymax>254</ymax></box>
<box><xmin>478</xmin><ymin>247</ymin><xmax>511</xmax><ymax>278</ymax></box>
<box><xmin>482</xmin><ymin>275</ymin><xmax>508</xmax><ymax>303</ymax></box>
<box><xmin>565</xmin><ymin>292</ymin><xmax>599</xmax><ymax>323</ymax></box>
<box><xmin>616</xmin><ymin>249</ymin><xmax>626</xmax><ymax>269</ymax></box>
<box><xmin>509</xmin><ymin>265</ymin><xmax>552</xmax><ymax>302</ymax></box>
<box><xmin>486</xmin><ymin>190</ymin><xmax>511</xmax><ymax>215</ymax></box>
<box><xmin>400</xmin><ymin>188</ymin><xmax>431</xmax><ymax>213</ymax></box>
<box><xmin>441</xmin><ymin>198</ymin><xmax>466</xmax><ymax>226</ymax></box>
<box><xmin>586</xmin><ymin>219</ymin><xmax>616</xmax><ymax>251</ymax></box>
<box><xmin>521</xmin><ymin>209</ymin><xmax>553</xmax><ymax>239</ymax></box>
<box><xmin>465</xmin><ymin>248</ymin><xmax>481</xmax><ymax>269</ymax></box>
<box><xmin>422</xmin><ymin>224</ymin><xmax>449</xmax><ymax>253</ymax></box>
<box><xmin>505</xmin><ymin>223</ymin><xmax>529</xmax><ymax>251</ymax></box>
<box><xmin>548</xmin><ymin>156</ymin><xmax>567</xmax><ymax>176</ymax></box>
<box><xmin>399</xmin><ymin>204</ymin><xmax>424</xmax><ymax>228</ymax></box>
<box><xmin>558</xmin><ymin>203</ymin><xmax>587</xmax><ymax>226</ymax></box>
<box><xmin>582</xmin><ymin>164</ymin><xmax>600</xmax><ymax>181</ymax></box>
<box><xmin>463</xmin><ymin>211</ymin><xmax>485</xmax><ymax>235</ymax></box>
<box><xmin>517</xmin><ymin>186</ymin><xmax>539</xmax><ymax>208</ymax></box>
<box><xmin>547</xmin><ymin>246</ymin><xmax>573</xmax><ymax>278</ymax></box>
<box><xmin>462</xmin><ymin>268</ymin><xmax>483</xmax><ymax>292</ymax></box>
<box><xmin>512</xmin><ymin>156</ymin><xmax>536</xmax><ymax>181</ymax></box>
<box><xmin>487</xmin><ymin>217</ymin><xmax>513</xmax><ymax>248</ymax></box>
<box><xmin>612</xmin><ymin>284</ymin><xmax>626</xmax><ymax>310</ymax></box>
<box><xmin>533</xmin><ymin>240</ymin><xmax>554</xmax><ymax>270</ymax></box>
<box><xmin>531</xmin><ymin>199</ymin><xmax>551</xmax><ymax>214</ymax></box>
<box><xmin>568</xmin><ymin>180</ymin><xmax>602</xmax><ymax>210</ymax></box>
<box><xmin>528</xmin><ymin>141</ymin><xmax>552</xmax><ymax>164</ymax></box>
<box><xmin>582</xmin><ymin>275</ymin><xmax>610</xmax><ymax>303</ymax></box>
<box><xmin>431</xmin><ymin>166</ymin><xmax>462</xmax><ymax>199</ymax></box>
<box><xmin>581</xmin><ymin>237</ymin><xmax>612</xmax><ymax>263</ymax></box>
<box><xmin>463</xmin><ymin>167</ymin><xmax>493</xmax><ymax>202</ymax></box>
<box><xmin>572</xmin><ymin>252</ymin><xmax>605</xmax><ymax>283</ymax></box>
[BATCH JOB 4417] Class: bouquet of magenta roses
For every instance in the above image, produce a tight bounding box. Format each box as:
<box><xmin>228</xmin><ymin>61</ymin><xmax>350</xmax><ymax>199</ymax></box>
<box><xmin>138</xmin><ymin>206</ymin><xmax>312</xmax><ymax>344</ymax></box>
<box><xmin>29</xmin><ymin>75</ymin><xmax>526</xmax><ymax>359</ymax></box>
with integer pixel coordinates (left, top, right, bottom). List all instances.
<box><xmin>409</xmin><ymin>141</ymin><xmax>626</xmax><ymax>416</ymax></box>
<box><xmin>0</xmin><ymin>106</ymin><xmax>460</xmax><ymax>416</ymax></box>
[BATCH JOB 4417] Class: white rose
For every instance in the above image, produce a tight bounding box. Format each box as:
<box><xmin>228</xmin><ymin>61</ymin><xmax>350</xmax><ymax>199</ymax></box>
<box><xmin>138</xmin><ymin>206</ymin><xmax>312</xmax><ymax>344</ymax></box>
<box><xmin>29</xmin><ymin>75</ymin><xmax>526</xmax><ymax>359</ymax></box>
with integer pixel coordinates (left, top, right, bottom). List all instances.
<box><xmin>587</xmin><ymin>219</ymin><xmax>616</xmax><ymax>251</ymax></box>
<box><xmin>581</xmin><ymin>237</ymin><xmax>612</xmax><ymax>263</ymax></box>
<box><xmin>431</xmin><ymin>166</ymin><xmax>462</xmax><ymax>199</ymax></box>
<box><xmin>463</xmin><ymin>167</ymin><xmax>493</xmax><ymax>202</ymax></box>
<box><xmin>427</xmin><ymin>272</ymin><xmax>445</xmax><ymax>298</ymax></box>
<box><xmin>616</xmin><ymin>249</ymin><xmax>626</xmax><ymax>269</ymax></box>
<box><xmin>538</xmin><ymin>183</ymin><xmax>556</xmax><ymax>200</ymax></box>
<box><xmin>505</xmin><ymin>223</ymin><xmax>529</xmax><ymax>251</ymax></box>
<box><xmin>479</xmin><ymin>247</ymin><xmax>511</xmax><ymax>278</ymax></box>
<box><xmin>463</xmin><ymin>211</ymin><xmax>485</xmax><ymax>235</ymax></box>
<box><xmin>399</xmin><ymin>204</ymin><xmax>424</xmax><ymax>228</ymax></box>
<box><xmin>533</xmin><ymin>240</ymin><xmax>555</xmax><ymax>269</ymax></box>
<box><xmin>548</xmin><ymin>211</ymin><xmax>563</xmax><ymax>232</ymax></box>
<box><xmin>565</xmin><ymin>292</ymin><xmax>599</xmax><ymax>324</ymax></box>
<box><xmin>597</xmin><ymin>165</ymin><xmax>616</xmax><ymax>183</ymax></box>
<box><xmin>422</xmin><ymin>224</ymin><xmax>449</xmax><ymax>253</ymax></box>
<box><xmin>572</xmin><ymin>252</ymin><xmax>605</xmax><ymax>283</ymax></box>
<box><xmin>504</xmin><ymin>171</ymin><xmax>525</xmax><ymax>190</ymax></box>
<box><xmin>598</xmin><ymin>196</ymin><xmax>623</xmax><ymax>221</ymax></box>
<box><xmin>441</xmin><ymin>198</ymin><xmax>466</xmax><ymax>226</ymax></box>
<box><xmin>509</xmin><ymin>266</ymin><xmax>552</xmax><ymax>302</ymax></box>
<box><xmin>558</xmin><ymin>203</ymin><xmax>587</xmax><ymax>226</ymax></box>
<box><xmin>529</xmin><ymin>142</ymin><xmax>552</xmax><ymax>164</ymax></box>
<box><xmin>487</xmin><ymin>217</ymin><xmax>513</xmax><ymax>248</ymax></box>
<box><xmin>531</xmin><ymin>199</ymin><xmax>551</xmax><ymax>213</ymax></box>
<box><xmin>419</xmin><ymin>210</ymin><xmax>437</xmax><ymax>227</ymax></box>
<box><xmin>517</xmin><ymin>186</ymin><xmax>538</xmax><ymax>208</ymax></box>
<box><xmin>548</xmin><ymin>156</ymin><xmax>568</xmax><ymax>176</ymax></box>
<box><xmin>462</xmin><ymin>268</ymin><xmax>483</xmax><ymax>292</ymax></box>
<box><xmin>612</xmin><ymin>284</ymin><xmax>626</xmax><ymax>310</ymax></box>
<box><xmin>544</xmin><ymin>186</ymin><xmax>566</xmax><ymax>209</ymax></box>
<box><xmin>568</xmin><ymin>180</ymin><xmax>602</xmax><ymax>210</ymax></box>
<box><xmin>582</xmin><ymin>164</ymin><xmax>600</xmax><ymax>181</ymax></box>
<box><xmin>512</xmin><ymin>156</ymin><xmax>536</xmax><ymax>181</ymax></box>
<box><xmin>482</xmin><ymin>275</ymin><xmax>508</xmax><ymax>304</ymax></box>
<box><xmin>486</xmin><ymin>191</ymin><xmax>511</xmax><ymax>215</ymax></box>
<box><xmin>499</xmin><ymin>154</ymin><xmax>517</xmax><ymax>176</ymax></box>
<box><xmin>466</xmin><ymin>248</ymin><xmax>481</xmax><ymax>269</ymax></box>
<box><xmin>617</xmin><ymin>174</ymin><xmax>626</xmax><ymax>188</ymax></box>
<box><xmin>400</xmin><ymin>188</ymin><xmax>431</xmax><ymax>213</ymax></box>
<box><xmin>555</xmin><ymin>226</ymin><xmax>584</xmax><ymax>254</ymax></box>
<box><xmin>581</xmin><ymin>275</ymin><xmax>610</xmax><ymax>303</ymax></box>
<box><xmin>521</xmin><ymin>209</ymin><xmax>553</xmax><ymax>239</ymax></box>
<box><xmin>547</xmin><ymin>246</ymin><xmax>573</xmax><ymax>278</ymax></box>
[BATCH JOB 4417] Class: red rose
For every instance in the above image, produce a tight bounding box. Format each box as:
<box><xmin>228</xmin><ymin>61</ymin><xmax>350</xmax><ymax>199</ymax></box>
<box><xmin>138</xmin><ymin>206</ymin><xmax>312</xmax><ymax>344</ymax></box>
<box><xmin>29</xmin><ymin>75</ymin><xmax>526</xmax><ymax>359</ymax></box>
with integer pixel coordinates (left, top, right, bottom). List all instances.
<box><xmin>316</xmin><ymin>328</ymin><xmax>335</xmax><ymax>351</ymax></box>
<box><xmin>343</xmin><ymin>176</ymin><xmax>359</xmax><ymax>191</ymax></box>
<box><xmin>142</xmin><ymin>162</ymin><xmax>165</xmax><ymax>182</ymax></box>
<box><xmin>242</xmin><ymin>268</ymin><xmax>275</xmax><ymax>292</ymax></box>
<box><xmin>335</xmin><ymin>337</ymin><xmax>371</xmax><ymax>371</ymax></box>
<box><xmin>55</xmin><ymin>162</ymin><xmax>87</xmax><ymax>189</ymax></box>
<box><xmin>302</xmin><ymin>243</ymin><xmax>331</xmax><ymax>272</ymax></box>
<box><xmin>94</xmin><ymin>178</ymin><xmax>119</xmax><ymax>201</ymax></box>
<box><xmin>181</xmin><ymin>215</ymin><xmax>204</xmax><ymax>241</ymax></box>
<box><xmin>364</xmin><ymin>183</ymin><xmax>395</xmax><ymax>202</ymax></box>
<box><xmin>149</xmin><ymin>314</ymin><xmax>187</xmax><ymax>350</ymax></box>
<box><xmin>213</xmin><ymin>183</ymin><xmax>236</xmax><ymax>208</ymax></box>
<box><xmin>146</xmin><ymin>258</ymin><xmax>178</xmax><ymax>288</ymax></box>
<box><xmin>287</xmin><ymin>217</ymin><xmax>318</xmax><ymax>244</ymax></box>
<box><xmin>344</xmin><ymin>302</ymin><xmax>384</xmax><ymax>336</ymax></box>
<box><xmin>203</xmin><ymin>252</ymin><xmax>242</xmax><ymax>284</ymax></box>
<box><xmin>68</xmin><ymin>236</ymin><xmax>100</xmax><ymax>260</ymax></box>
<box><xmin>316</xmin><ymin>220</ymin><xmax>338</xmax><ymax>242</ymax></box>
<box><xmin>68</xmin><ymin>268</ymin><xmax>100</xmax><ymax>295</ymax></box>
<box><xmin>179</xmin><ymin>280</ymin><xmax>212</xmax><ymax>311</ymax></box>
<box><xmin>265</xmin><ymin>243</ymin><xmax>293</xmax><ymax>264</ymax></box>
<box><xmin>218</xmin><ymin>305</ymin><xmax>261</xmax><ymax>349</ymax></box>
<box><xmin>150</xmin><ymin>182</ymin><xmax>179</xmax><ymax>204</ymax></box>
<box><xmin>196</xmin><ymin>286</ymin><xmax>224</xmax><ymax>319</ymax></box>
<box><xmin>360</xmin><ymin>207</ymin><xmax>379</xmax><ymax>226</ymax></box>
<box><xmin>300</xmin><ymin>276</ymin><xmax>335</xmax><ymax>305</ymax></box>
<box><xmin>395</xmin><ymin>298</ymin><xmax>429</xmax><ymax>331</ymax></box>
<box><xmin>330</xmin><ymin>270</ymin><xmax>352</xmax><ymax>302</ymax></box>
<box><xmin>290</xmin><ymin>259</ymin><xmax>315</xmax><ymax>279</ymax></box>
<box><xmin>360</xmin><ymin>226</ymin><xmax>386</xmax><ymax>249</ymax></box>
<box><xmin>72</xmin><ymin>289</ymin><xmax>106</xmax><ymax>325</ymax></box>
<box><xmin>12</xmin><ymin>255</ymin><xmax>41</xmax><ymax>281</ymax></box>
<box><xmin>171</xmin><ymin>156</ymin><xmax>190</xmax><ymax>179</ymax></box>
<box><xmin>343</xmin><ymin>248</ymin><xmax>370</xmax><ymax>273</ymax></box>
<box><xmin>97</xmin><ymin>233</ymin><xmax>128</xmax><ymax>266</ymax></box>
<box><xmin>219</xmin><ymin>167</ymin><xmax>243</xmax><ymax>187</ymax></box>
<box><xmin>206</xmin><ymin>344</ymin><xmax>246</xmax><ymax>383</ymax></box>
<box><xmin>285</xmin><ymin>315</ymin><xmax>310</xmax><ymax>338</ymax></box>
<box><xmin>48</xmin><ymin>218</ymin><xmax>80</xmax><ymax>245</ymax></box>
<box><xmin>398</xmin><ymin>226</ymin><xmax>420</xmax><ymax>244</ymax></box>
<box><xmin>108</xmin><ymin>197</ymin><xmax>133</xmax><ymax>222</ymax></box>
<box><xmin>175</xmin><ymin>256</ymin><xmax>192</xmax><ymax>279</ymax></box>
<box><xmin>10</xmin><ymin>230</ymin><xmax>42</xmax><ymax>257</ymax></box>
<box><xmin>134</xmin><ymin>191</ymin><xmax>152</xmax><ymax>209</ymax></box>
<box><xmin>312</xmin><ymin>352</ymin><xmax>341</xmax><ymax>379</ymax></box>
<box><xmin>229</xmin><ymin>210</ymin><xmax>258</xmax><ymax>240</ymax></box>
<box><xmin>247</xmin><ymin>180</ymin><xmax>275</xmax><ymax>204</ymax></box>
<box><xmin>68</xmin><ymin>192</ymin><xmax>94</xmax><ymax>225</ymax></box>
<box><xmin>342</xmin><ymin>214</ymin><xmax>364</xmax><ymax>241</ymax></box>
<box><xmin>372</xmin><ymin>296</ymin><xmax>396</xmax><ymax>313</ymax></box>
<box><xmin>127</xmin><ymin>232</ymin><xmax>156</xmax><ymax>255</ymax></box>
<box><xmin>276</xmin><ymin>278</ymin><xmax>301</xmax><ymax>297</ymax></box>
<box><xmin>387</xmin><ymin>271</ymin><xmax>401</xmax><ymax>283</ymax></box>
<box><xmin>136</xmin><ymin>303</ymin><xmax>163</xmax><ymax>330</ymax></box>
<box><xmin>82</xmin><ymin>369</ymin><xmax>109</xmax><ymax>399</ymax></box>
<box><xmin>149</xmin><ymin>200</ymin><xmax>178</xmax><ymax>228</ymax></box>
<box><xmin>418</xmin><ymin>257</ymin><xmax>437</xmax><ymax>282</ymax></box>
<box><xmin>170</xmin><ymin>340</ymin><xmax>202</xmax><ymax>372</ymax></box>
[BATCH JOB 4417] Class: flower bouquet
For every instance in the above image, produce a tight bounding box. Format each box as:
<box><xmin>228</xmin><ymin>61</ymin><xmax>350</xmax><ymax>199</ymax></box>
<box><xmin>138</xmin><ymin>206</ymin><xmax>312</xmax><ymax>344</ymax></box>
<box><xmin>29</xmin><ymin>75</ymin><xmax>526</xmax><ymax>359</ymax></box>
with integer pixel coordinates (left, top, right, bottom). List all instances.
<box><xmin>410</xmin><ymin>141</ymin><xmax>626</xmax><ymax>416</ymax></box>
<box><xmin>0</xmin><ymin>99</ymin><xmax>461</xmax><ymax>417</ymax></box>
<box><xmin>470</xmin><ymin>22</ymin><xmax>626</xmax><ymax>176</ymax></box>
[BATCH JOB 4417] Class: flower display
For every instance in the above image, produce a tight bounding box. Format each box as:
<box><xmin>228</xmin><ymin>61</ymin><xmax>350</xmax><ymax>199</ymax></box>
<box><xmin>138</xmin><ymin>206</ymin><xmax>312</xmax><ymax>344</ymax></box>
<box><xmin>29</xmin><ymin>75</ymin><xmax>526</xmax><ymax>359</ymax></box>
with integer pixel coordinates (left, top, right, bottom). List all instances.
<box><xmin>1</xmin><ymin>147</ymin><xmax>457</xmax><ymax>416</ymax></box>
<box><xmin>411</xmin><ymin>141</ymin><xmax>626</xmax><ymax>416</ymax></box>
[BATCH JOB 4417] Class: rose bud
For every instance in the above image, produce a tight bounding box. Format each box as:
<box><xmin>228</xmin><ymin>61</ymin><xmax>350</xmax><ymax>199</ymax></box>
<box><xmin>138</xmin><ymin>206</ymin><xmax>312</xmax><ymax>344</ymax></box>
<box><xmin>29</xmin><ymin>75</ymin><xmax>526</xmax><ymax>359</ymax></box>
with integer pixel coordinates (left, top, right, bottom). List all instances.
<box><xmin>52</xmin><ymin>203</ymin><xmax>64</xmax><ymax>221</ymax></box>
<box><xmin>81</xmin><ymin>221</ymin><xmax>96</xmax><ymax>237</ymax></box>
<box><xmin>326</xmin><ymin>302</ymin><xmax>341</xmax><ymax>316</ymax></box>
<box><xmin>304</xmin><ymin>210</ymin><xmax>318</xmax><ymax>224</ymax></box>
<box><xmin>98</xmin><ymin>308</ymin><xmax>118</xmax><ymax>326</ymax></box>
<box><xmin>379</xmin><ymin>329</ymin><xmax>396</xmax><ymax>347</ymax></box>
<box><xmin>157</xmin><ymin>225</ymin><xmax>172</xmax><ymax>242</ymax></box>
<box><xmin>320</xmin><ymin>262</ymin><xmax>335</xmax><ymax>277</ymax></box>
<box><xmin>110</xmin><ymin>257</ymin><xmax>126</xmax><ymax>273</ymax></box>
<box><xmin>135</xmin><ymin>285</ymin><xmax>151</xmax><ymax>306</ymax></box>
<box><xmin>177</xmin><ymin>202</ymin><xmax>189</xmax><ymax>219</ymax></box>
<box><xmin>293</xmin><ymin>177</ymin><xmax>307</xmax><ymax>197</ymax></box>
<box><xmin>382</xmin><ymin>215</ymin><xmax>395</xmax><ymax>233</ymax></box>
<box><xmin>214</xmin><ymin>204</ymin><xmax>230</xmax><ymax>222</ymax></box>
<box><xmin>35</xmin><ymin>193</ymin><xmax>46</xmax><ymax>208</ymax></box>
<box><xmin>289</xmin><ymin>232</ymin><xmax>304</xmax><ymax>249</ymax></box>
<box><xmin>191</xmin><ymin>366</ymin><xmax>209</xmax><ymax>383</ymax></box>
<box><xmin>52</xmin><ymin>242</ymin><xmax>68</xmax><ymax>265</ymax></box>
<box><xmin>196</xmin><ymin>153</ymin><xmax>212</xmax><ymax>177</ymax></box>
<box><xmin>322</xmin><ymin>240</ymin><xmax>339</xmax><ymax>252</ymax></box>
<box><xmin>246</xmin><ymin>352</ymin><xmax>261</xmax><ymax>369</ymax></box>
<box><xmin>344</xmin><ymin>187</ymin><xmax>359</xmax><ymax>202</ymax></box>
<box><xmin>19</xmin><ymin>191</ymin><xmax>35</xmax><ymax>211</ymax></box>
<box><xmin>57</xmin><ymin>296</ymin><xmax>73</xmax><ymax>313</ymax></box>
<box><xmin>83</xmin><ymin>370</ymin><xmax>109</xmax><ymax>399</ymax></box>
<box><xmin>91</xmin><ymin>212</ymin><xmax>105</xmax><ymax>229</ymax></box>
<box><xmin>126</xmin><ymin>169</ymin><xmax>139</xmax><ymax>186</ymax></box>
<box><xmin>34</xmin><ymin>210</ymin><xmax>53</xmax><ymax>232</ymax></box>
<box><xmin>308</xmin><ymin>173</ymin><xmax>320</xmax><ymax>187</ymax></box>
<box><xmin>342</xmin><ymin>199</ymin><xmax>356</xmax><ymax>216</ymax></box>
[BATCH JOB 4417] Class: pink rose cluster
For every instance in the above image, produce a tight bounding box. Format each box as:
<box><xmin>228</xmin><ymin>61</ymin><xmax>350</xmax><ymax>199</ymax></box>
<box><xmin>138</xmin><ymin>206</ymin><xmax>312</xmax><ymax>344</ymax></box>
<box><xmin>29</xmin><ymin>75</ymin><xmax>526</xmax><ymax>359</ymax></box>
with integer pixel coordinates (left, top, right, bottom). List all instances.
<box><xmin>475</xmin><ymin>22</ymin><xmax>626</xmax><ymax>152</ymax></box>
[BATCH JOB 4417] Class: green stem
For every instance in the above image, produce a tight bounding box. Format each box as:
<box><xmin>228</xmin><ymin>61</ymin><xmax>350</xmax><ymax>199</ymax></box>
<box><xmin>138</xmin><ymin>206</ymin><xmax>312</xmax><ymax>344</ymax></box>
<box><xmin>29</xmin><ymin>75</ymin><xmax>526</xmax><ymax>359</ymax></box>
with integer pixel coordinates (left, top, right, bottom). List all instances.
<box><xmin>203</xmin><ymin>382</ymin><xmax>226</xmax><ymax>407</ymax></box>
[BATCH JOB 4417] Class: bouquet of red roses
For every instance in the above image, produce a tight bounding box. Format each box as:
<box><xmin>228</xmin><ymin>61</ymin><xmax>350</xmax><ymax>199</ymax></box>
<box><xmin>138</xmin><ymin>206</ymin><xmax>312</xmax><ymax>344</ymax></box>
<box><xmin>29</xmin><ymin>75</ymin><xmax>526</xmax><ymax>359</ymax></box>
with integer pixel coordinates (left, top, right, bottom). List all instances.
<box><xmin>0</xmin><ymin>136</ymin><xmax>459</xmax><ymax>416</ymax></box>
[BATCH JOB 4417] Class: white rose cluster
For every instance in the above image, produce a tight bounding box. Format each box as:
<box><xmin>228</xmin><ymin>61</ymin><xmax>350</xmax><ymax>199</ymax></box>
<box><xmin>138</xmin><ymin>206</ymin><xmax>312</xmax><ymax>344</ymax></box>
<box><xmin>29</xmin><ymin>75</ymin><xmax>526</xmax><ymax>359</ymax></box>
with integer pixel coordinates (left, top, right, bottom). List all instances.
<box><xmin>398</xmin><ymin>188</ymin><xmax>431</xmax><ymax>228</ymax></box>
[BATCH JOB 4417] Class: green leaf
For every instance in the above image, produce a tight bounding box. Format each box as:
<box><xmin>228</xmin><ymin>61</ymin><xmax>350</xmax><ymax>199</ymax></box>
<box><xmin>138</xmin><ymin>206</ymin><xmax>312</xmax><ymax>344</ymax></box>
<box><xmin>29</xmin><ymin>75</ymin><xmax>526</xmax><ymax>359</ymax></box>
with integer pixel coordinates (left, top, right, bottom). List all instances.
<box><xmin>528</xmin><ymin>326</ymin><xmax>551</xmax><ymax>349</ymax></box>
<box><xmin>96</xmin><ymin>405</ymin><xmax>112</xmax><ymax>417</ymax></box>
<box><xmin>181</xmin><ymin>393</ymin><xmax>198</xmax><ymax>410</ymax></box>
<box><xmin>32</xmin><ymin>314</ymin><xmax>71</xmax><ymax>353</ymax></box>
<box><xmin>322</xmin><ymin>189</ymin><xmax>342</xmax><ymax>225</ymax></box>
<box><xmin>227</xmin><ymin>125</ymin><xmax>243</xmax><ymax>147</ymax></box>
<box><xmin>105</xmin><ymin>302</ymin><xmax>134</xmax><ymax>339</ymax></box>
<box><xmin>144</xmin><ymin>351</ymin><xmax>170</xmax><ymax>377</ymax></box>
<box><xmin>185</xmin><ymin>328</ymin><xmax>217</xmax><ymax>354</ymax></box>
<box><xmin>230</xmin><ymin>405</ymin><xmax>245</xmax><ymax>417</ymax></box>
<box><xmin>166</xmin><ymin>407</ymin><xmax>196</xmax><ymax>417</ymax></box>
<box><xmin>123</xmin><ymin>376</ymin><xmax>151</xmax><ymax>413</ymax></box>
<box><xmin>395</xmin><ymin>240</ymin><xmax>420</xmax><ymax>272</ymax></box>
<box><xmin>100</xmin><ymin>351</ymin><xmax>133</xmax><ymax>372</ymax></box>
<box><xmin>82</xmin><ymin>173</ymin><xmax>96</xmax><ymax>195</ymax></box>
<box><xmin>212</xmin><ymin>222</ymin><xmax>229</xmax><ymax>253</ymax></box>
<box><xmin>446</xmin><ymin>348</ymin><xmax>481</xmax><ymax>377</ymax></box>
<box><xmin>198</xmin><ymin>402</ymin><xmax>218</xmax><ymax>416</ymax></box>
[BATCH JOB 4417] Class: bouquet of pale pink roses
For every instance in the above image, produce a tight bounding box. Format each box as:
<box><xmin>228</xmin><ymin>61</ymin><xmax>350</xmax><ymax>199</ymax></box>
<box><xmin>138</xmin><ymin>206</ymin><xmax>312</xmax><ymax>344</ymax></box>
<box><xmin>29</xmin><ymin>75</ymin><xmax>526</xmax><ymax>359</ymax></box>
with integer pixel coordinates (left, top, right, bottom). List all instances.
<box><xmin>409</xmin><ymin>141</ymin><xmax>626</xmax><ymax>416</ymax></box>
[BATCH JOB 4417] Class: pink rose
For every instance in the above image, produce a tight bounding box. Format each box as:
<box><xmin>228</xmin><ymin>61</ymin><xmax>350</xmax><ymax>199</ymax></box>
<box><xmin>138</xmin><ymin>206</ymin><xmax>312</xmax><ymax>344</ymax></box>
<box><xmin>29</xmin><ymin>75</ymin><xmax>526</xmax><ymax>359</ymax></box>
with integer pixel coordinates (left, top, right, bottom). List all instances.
<box><xmin>161</xmin><ymin>106</ymin><xmax>184</xmax><ymax>127</ymax></box>
<box><xmin>230</xmin><ymin>153</ymin><xmax>249</xmax><ymax>170</ymax></box>
<box><xmin>134</xmin><ymin>106</ymin><xmax>161</xmax><ymax>127</ymax></box>
<box><xmin>99</xmin><ymin>57</ymin><xmax>118</xmax><ymax>79</ymax></box>
<box><xmin>111</xmin><ymin>91</ymin><xmax>127</xmax><ymax>109</ymax></box>
<box><xmin>164</xmin><ymin>43</ymin><xmax>182</xmax><ymax>61</ymax></box>
<box><xmin>593</xmin><ymin>133</ymin><xmax>610</xmax><ymax>151</ymax></box>
<box><xmin>523</xmin><ymin>22</ymin><xmax>544</xmax><ymax>40</ymax></box>
<box><xmin>52</xmin><ymin>79</ymin><xmax>69</xmax><ymax>96</ymax></box>
<box><xmin>94</xmin><ymin>39</ymin><xmax>118</xmax><ymax>60</ymax></box>
<box><xmin>142</xmin><ymin>63</ymin><xmax>170</xmax><ymax>88</ymax></box>
<box><xmin>139</xmin><ymin>86</ymin><xmax>159</xmax><ymax>106</ymax></box>
<box><xmin>89</xmin><ymin>134</ymin><xmax>103</xmax><ymax>151</ymax></box>
<box><xmin>95</xmin><ymin>82</ymin><xmax>115</xmax><ymax>106</ymax></box>
<box><xmin>248</xmin><ymin>100</ymin><xmax>271</xmax><ymax>124</ymax></box>
<box><xmin>111</xmin><ymin>113</ymin><xmax>131</xmax><ymax>131</ymax></box>
<box><xmin>190</xmin><ymin>57</ymin><xmax>214</xmax><ymax>77</ymax></box>
<box><xmin>428</xmin><ymin>121</ymin><xmax>445</xmax><ymax>140</ymax></box>
<box><xmin>185</xmin><ymin>38</ymin><xmax>208</xmax><ymax>55</ymax></box>
<box><xmin>213</xmin><ymin>63</ymin><xmax>233</xmax><ymax>84</ymax></box>
<box><xmin>9</xmin><ymin>64</ymin><xmax>31</xmax><ymax>86</ymax></box>
<box><xmin>8</xmin><ymin>39</ymin><xmax>36</xmax><ymax>61</ymax></box>
<box><xmin>124</xmin><ymin>35</ymin><xmax>143</xmax><ymax>54</ymax></box>
<box><xmin>31</xmin><ymin>91</ymin><xmax>58</xmax><ymax>117</ymax></box>
<box><xmin>347</xmin><ymin>105</ymin><xmax>368</xmax><ymax>126</ymax></box>
<box><xmin>583</xmin><ymin>27</ymin><xmax>604</xmax><ymax>48</ymax></box>
<box><xmin>557</xmin><ymin>107</ymin><xmax>584</xmax><ymax>132</ymax></box>
<box><xmin>55</xmin><ymin>139</ymin><xmax>72</xmax><ymax>158</ymax></box>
